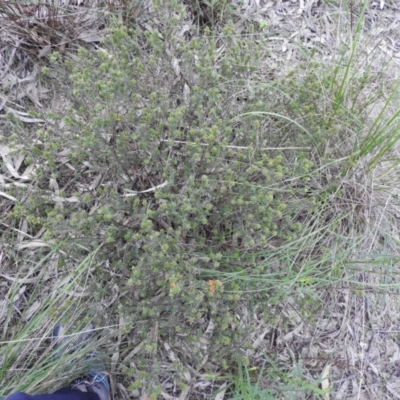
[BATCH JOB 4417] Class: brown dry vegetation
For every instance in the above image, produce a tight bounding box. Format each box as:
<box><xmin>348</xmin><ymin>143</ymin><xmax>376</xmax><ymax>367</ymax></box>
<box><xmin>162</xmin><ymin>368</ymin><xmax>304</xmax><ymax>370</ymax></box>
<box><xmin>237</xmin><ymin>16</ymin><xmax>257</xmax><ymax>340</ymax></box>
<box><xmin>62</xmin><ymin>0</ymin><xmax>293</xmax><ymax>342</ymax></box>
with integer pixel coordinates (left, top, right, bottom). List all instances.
<box><xmin>2</xmin><ymin>1</ymin><xmax>400</xmax><ymax>399</ymax></box>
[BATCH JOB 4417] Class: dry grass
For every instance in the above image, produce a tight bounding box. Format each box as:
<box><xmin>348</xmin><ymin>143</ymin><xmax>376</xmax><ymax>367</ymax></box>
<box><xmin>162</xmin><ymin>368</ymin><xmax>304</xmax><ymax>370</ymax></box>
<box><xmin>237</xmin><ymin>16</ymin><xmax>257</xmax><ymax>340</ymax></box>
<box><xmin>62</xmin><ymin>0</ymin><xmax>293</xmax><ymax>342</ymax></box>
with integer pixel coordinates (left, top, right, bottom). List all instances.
<box><xmin>0</xmin><ymin>0</ymin><xmax>148</xmax><ymax>117</ymax></box>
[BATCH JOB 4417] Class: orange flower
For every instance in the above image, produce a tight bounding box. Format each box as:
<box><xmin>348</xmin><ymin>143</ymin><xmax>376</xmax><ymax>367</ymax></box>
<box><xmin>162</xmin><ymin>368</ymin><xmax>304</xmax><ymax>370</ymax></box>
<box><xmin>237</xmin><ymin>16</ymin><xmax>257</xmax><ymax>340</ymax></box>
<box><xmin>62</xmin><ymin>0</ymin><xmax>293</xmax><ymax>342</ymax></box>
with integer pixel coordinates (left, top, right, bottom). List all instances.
<box><xmin>208</xmin><ymin>279</ymin><xmax>216</xmax><ymax>292</ymax></box>
<box><xmin>170</xmin><ymin>282</ymin><xmax>176</xmax><ymax>288</ymax></box>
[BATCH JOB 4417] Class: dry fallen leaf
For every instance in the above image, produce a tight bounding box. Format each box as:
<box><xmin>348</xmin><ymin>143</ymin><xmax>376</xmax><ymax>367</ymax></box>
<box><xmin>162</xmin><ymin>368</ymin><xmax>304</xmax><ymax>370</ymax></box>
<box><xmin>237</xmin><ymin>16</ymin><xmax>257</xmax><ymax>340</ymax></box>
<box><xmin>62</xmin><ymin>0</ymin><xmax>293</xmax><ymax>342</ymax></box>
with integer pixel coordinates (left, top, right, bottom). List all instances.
<box><xmin>321</xmin><ymin>363</ymin><xmax>331</xmax><ymax>399</ymax></box>
<box><xmin>0</xmin><ymin>190</ymin><xmax>16</xmax><ymax>201</ymax></box>
<box><xmin>22</xmin><ymin>300</ymin><xmax>41</xmax><ymax>321</ymax></box>
<box><xmin>213</xmin><ymin>382</ymin><xmax>227</xmax><ymax>400</ymax></box>
<box><xmin>17</xmin><ymin>239</ymin><xmax>54</xmax><ymax>250</ymax></box>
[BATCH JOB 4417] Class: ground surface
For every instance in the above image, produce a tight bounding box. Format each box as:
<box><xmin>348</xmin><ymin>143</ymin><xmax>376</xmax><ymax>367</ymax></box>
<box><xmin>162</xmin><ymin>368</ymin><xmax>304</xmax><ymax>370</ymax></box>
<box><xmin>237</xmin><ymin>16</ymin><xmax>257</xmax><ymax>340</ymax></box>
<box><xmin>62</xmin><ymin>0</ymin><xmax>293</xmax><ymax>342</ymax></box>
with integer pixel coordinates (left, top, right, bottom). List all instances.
<box><xmin>2</xmin><ymin>1</ymin><xmax>400</xmax><ymax>399</ymax></box>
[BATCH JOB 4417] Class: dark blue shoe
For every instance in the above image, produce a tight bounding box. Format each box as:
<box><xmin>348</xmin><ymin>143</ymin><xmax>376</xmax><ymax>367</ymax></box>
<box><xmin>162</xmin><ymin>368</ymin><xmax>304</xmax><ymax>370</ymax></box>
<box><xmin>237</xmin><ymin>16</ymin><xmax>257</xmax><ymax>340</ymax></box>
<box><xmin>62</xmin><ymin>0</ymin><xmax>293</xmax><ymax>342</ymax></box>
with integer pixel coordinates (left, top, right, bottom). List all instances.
<box><xmin>71</xmin><ymin>372</ymin><xmax>110</xmax><ymax>400</ymax></box>
<box><xmin>52</xmin><ymin>323</ymin><xmax>94</xmax><ymax>357</ymax></box>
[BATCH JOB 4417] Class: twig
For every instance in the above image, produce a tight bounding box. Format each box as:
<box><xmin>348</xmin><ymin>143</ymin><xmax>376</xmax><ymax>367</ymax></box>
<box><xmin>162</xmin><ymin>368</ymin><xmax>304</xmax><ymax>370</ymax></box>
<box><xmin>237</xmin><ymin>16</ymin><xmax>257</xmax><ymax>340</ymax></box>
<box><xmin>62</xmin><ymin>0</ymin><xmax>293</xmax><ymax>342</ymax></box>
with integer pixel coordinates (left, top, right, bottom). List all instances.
<box><xmin>160</xmin><ymin>139</ymin><xmax>310</xmax><ymax>151</ymax></box>
<box><xmin>122</xmin><ymin>181</ymin><xmax>169</xmax><ymax>197</ymax></box>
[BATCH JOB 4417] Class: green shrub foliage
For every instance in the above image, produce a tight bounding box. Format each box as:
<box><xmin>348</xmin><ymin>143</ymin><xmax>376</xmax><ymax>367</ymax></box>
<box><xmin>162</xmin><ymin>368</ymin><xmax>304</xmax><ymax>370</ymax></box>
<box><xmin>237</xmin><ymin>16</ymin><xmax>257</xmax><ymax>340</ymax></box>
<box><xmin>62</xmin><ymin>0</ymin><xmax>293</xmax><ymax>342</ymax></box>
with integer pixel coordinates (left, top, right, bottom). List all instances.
<box><xmin>8</xmin><ymin>15</ymin><xmax>316</xmax><ymax>371</ymax></box>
